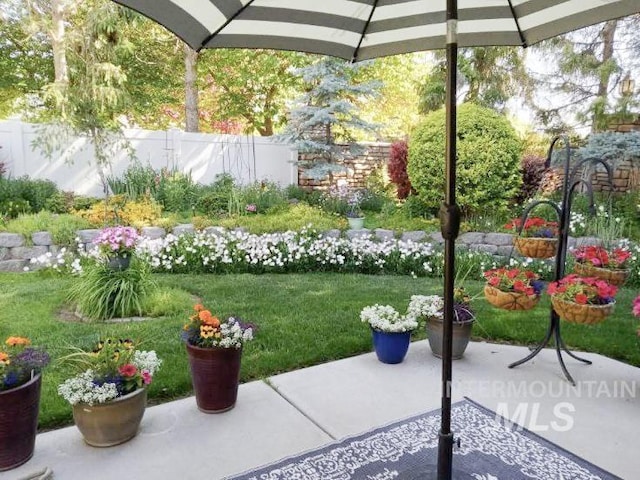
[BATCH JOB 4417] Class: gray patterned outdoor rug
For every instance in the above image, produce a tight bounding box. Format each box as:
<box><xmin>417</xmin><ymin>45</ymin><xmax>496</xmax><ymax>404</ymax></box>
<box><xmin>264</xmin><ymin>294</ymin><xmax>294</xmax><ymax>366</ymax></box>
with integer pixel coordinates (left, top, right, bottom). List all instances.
<box><xmin>227</xmin><ymin>398</ymin><xmax>620</xmax><ymax>480</ymax></box>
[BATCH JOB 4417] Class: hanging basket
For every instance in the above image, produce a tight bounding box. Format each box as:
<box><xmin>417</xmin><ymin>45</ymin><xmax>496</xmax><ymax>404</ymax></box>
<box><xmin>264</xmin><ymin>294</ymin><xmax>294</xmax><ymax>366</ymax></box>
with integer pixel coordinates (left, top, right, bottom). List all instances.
<box><xmin>484</xmin><ymin>284</ymin><xmax>539</xmax><ymax>311</ymax></box>
<box><xmin>551</xmin><ymin>297</ymin><xmax>615</xmax><ymax>325</ymax></box>
<box><xmin>573</xmin><ymin>262</ymin><xmax>629</xmax><ymax>286</ymax></box>
<box><xmin>514</xmin><ymin>237</ymin><xmax>558</xmax><ymax>259</ymax></box>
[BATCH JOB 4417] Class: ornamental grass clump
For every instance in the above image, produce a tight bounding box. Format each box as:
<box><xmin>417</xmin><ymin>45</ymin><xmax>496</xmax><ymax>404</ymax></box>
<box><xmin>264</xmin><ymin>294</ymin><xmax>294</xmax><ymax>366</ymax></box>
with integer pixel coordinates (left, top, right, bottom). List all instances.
<box><xmin>182</xmin><ymin>304</ymin><xmax>254</xmax><ymax>349</ymax></box>
<box><xmin>360</xmin><ymin>304</ymin><xmax>418</xmax><ymax>332</ymax></box>
<box><xmin>67</xmin><ymin>258</ymin><xmax>156</xmax><ymax>320</ymax></box>
<box><xmin>547</xmin><ymin>274</ymin><xmax>617</xmax><ymax>305</ymax></box>
<box><xmin>504</xmin><ymin>217</ymin><xmax>558</xmax><ymax>238</ymax></box>
<box><xmin>0</xmin><ymin>337</ymin><xmax>50</xmax><ymax>391</ymax></box>
<box><xmin>58</xmin><ymin>338</ymin><xmax>161</xmax><ymax>406</ymax></box>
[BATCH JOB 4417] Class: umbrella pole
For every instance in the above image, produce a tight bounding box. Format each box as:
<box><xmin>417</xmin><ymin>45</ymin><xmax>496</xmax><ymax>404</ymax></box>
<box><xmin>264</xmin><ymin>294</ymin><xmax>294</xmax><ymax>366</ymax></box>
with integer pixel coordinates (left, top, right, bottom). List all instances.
<box><xmin>437</xmin><ymin>1</ymin><xmax>459</xmax><ymax>479</ymax></box>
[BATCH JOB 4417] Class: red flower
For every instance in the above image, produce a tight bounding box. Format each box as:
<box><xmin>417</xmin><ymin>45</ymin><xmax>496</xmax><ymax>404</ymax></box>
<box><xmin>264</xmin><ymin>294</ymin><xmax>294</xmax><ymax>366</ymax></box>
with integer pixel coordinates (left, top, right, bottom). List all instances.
<box><xmin>118</xmin><ymin>364</ymin><xmax>138</xmax><ymax>377</ymax></box>
<box><xmin>574</xmin><ymin>293</ymin><xmax>588</xmax><ymax>304</ymax></box>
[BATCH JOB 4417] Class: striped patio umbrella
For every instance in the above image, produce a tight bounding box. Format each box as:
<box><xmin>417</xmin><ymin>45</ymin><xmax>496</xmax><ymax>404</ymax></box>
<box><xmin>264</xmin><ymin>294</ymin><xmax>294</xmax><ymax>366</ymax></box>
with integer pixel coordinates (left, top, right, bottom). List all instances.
<box><xmin>111</xmin><ymin>1</ymin><xmax>640</xmax><ymax>478</ymax></box>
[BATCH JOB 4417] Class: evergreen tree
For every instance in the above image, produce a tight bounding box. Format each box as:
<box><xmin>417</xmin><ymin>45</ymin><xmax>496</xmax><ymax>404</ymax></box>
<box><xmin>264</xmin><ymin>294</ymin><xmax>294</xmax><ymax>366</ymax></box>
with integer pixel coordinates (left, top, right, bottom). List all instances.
<box><xmin>276</xmin><ymin>56</ymin><xmax>381</xmax><ymax>180</ymax></box>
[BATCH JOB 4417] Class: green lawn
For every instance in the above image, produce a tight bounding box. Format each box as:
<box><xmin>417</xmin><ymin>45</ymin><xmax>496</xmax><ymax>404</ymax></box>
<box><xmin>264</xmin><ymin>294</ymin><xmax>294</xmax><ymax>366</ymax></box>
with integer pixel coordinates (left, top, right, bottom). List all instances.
<box><xmin>1</xmin><ymin>272</ymin><xmax>638</xmax><ymax>430</ymax></box>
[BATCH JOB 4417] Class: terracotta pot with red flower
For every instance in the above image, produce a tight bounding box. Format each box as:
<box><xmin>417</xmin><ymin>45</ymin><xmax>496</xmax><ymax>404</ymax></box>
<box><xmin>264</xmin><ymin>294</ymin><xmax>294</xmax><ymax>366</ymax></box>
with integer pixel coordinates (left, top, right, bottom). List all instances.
<box><xmin>547</xmin><ymin>274</ymin><xmax>617</xmax><ymax>325</ymax></box>
<box><xmin>572</xmin><ymin>245</ymin><xmax>631</xmax><ymax>286</ymax></box>
<box><xmin>505</xmin><ymin>217</ymin><xmax>559</xmax><ymax>259</ymax></box>
<box><xmin>483</xmin><ymin>267</ymin><xmax>544</xmax><ymax>311</ymax></box>
<box><xmin>182</xmin><ymin>304</ymin><xmax>254</xmax><ymax>413</ymax></box>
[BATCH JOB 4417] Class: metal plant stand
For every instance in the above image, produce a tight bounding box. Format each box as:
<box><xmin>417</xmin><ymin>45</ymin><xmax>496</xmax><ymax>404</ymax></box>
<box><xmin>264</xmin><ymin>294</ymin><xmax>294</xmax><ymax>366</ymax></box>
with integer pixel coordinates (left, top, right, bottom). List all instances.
<box><xmin>507</xmin><ymin>136</ymin><xmax>613</xmax><ymax>386</ymax></box>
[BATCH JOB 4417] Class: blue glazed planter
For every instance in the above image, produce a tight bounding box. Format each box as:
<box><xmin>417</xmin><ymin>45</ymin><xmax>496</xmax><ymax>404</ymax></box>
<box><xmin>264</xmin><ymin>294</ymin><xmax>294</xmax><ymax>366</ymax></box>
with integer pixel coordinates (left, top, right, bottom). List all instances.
<box><xmin>371</xmin><ymin>330</ymin><xmax>411</xmax><ymax>364</ymax></box>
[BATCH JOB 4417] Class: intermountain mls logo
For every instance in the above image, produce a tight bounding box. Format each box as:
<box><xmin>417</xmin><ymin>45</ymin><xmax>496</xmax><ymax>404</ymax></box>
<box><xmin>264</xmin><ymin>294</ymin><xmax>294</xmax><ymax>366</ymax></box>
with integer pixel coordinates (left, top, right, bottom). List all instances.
<box><xmin>449</xmin><ymin>379</ymin><xmax>637</xmax><ymax>432</ymax></box>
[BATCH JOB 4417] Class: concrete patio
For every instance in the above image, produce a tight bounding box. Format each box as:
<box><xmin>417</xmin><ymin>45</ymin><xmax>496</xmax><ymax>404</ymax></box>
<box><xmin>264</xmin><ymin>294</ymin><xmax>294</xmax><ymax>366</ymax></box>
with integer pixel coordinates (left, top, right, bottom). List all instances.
<box><xmin>6</xmin><ymin>340</ymin><xmax>639</xmax><ymax>480</ymax></box>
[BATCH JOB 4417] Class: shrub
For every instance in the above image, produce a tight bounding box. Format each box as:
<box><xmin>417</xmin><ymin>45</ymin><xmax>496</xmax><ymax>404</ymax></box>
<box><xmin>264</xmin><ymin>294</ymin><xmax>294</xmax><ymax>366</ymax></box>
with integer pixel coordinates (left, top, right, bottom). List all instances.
<box><xmin>387</xmin><ymin>140</ymin><xmax>413</xmax><ymax>199</ymax></box>
<box><xmin>74</xmin><ymin>195</ymin><xmax>162</xmax><ymax>228</ymax></box>
<box><xmin>407</xmin><ymin>103</ymin><xmax>523</xmax><ymax>215</ymax></box>
<box><xmin>237</xmin><ymin>181</ymin><xmax>288</xmax><ymax>214</ymax></box>
<box><xmin>0</xmin><ymin>176</ymin><xmax>58</xmax><ymax>213</ymax></box>
<box><xmin>195</xmin><ymin>173</ymin><xmax>236</xmax><ymax>216</ymax></box>
<box><xmin>0</xmin><ymin>199</ymin><xmax>31</xmax><ymax>218</ymax></box>
<box><xmin>517</xmin><ymin>154</ymin><xmax>548</xmax><ymax>203</ymax></box>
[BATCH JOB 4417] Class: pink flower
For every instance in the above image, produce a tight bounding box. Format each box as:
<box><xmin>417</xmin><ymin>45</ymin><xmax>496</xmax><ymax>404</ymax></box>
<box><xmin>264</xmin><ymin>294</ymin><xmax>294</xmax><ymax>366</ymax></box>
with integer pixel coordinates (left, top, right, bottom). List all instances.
<box><xmin>141</xmin><ymin>370</ymin><xmax>152</xmax><ymax>385</ymax></box>
<box><xmin>632</xmin><ymin>295</ymin><xmax>640</xmax><ymax>317</ymax></box>
<box><xmin>118</xmin><ymin>364</ymin><xmax>137</xmax><ymax>377</ymax></box>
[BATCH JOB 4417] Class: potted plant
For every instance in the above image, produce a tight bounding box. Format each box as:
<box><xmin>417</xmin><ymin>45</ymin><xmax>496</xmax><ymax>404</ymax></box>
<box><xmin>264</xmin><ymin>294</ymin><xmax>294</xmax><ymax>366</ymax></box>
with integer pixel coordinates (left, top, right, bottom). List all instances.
<box><xmin>407</xmin><ymin>289</ymin><xmax>475</xmax><ymax>359</ymax></box>
<box><xmin>505</xmin><ymin>216</ymin><xmax>558</xmax><ymax>258</ymax></box>
<box><xmin>58</xmin><ymin>338</ymin><xmax>162</xmax><ymax>447</ymax></box>
<box><xmin>547</xmin><ymin>274</ymin><xmax>617</xmax><ymax>324</ymax></box>
<box><xmin>0</xmin><ymin>336</ymin><xmax>50</xmax><ymax>471</ymax></box>
<box><xmin>346</xmin><ymin>189</ymin><xmax>365</xmax><ymax>229</ymax></box>
<box><xmin>182</xmin><ymin>304</ymin><xmax>254</xmax><ymax>413</ymax></box>
<box><xmin>93</xmin><ymin>226</ymin><xmax>140</xmax><ymax>270</ymax></box>
<box><xmin>572</xmin><ymin>245</ymin><xmax>631</xmax><ymax>286</ymax></box>
<box><xmin>360</xmin><ymin>304</ymin><xmax>418</xmax><ymax>364</ymax></box>
<box><xmin>483</xmin><ymin>267</ymin><xmax>543</xmax><ymax>311</ymax></box>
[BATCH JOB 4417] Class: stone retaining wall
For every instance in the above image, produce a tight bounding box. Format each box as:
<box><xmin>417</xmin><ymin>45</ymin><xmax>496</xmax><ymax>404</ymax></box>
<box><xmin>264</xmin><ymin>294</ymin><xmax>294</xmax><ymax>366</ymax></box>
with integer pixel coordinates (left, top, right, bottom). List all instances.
<box><xmin>298</xmin><ymin>142</ymin><xmax>391</xmax><ymax>190</ymax></box>
<box><xmin>0</xmin><ymin>227</ymin><xmax>601</xmax><ymax>273</ymax></box>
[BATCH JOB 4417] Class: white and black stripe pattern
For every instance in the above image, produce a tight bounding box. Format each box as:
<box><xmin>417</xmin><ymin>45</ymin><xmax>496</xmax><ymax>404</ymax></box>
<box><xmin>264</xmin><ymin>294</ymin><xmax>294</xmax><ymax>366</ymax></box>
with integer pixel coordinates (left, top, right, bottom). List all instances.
<box><xmin>113</xmin><ymin>0</ymin><xmax>640</xmax><ymax>60</ymax></box>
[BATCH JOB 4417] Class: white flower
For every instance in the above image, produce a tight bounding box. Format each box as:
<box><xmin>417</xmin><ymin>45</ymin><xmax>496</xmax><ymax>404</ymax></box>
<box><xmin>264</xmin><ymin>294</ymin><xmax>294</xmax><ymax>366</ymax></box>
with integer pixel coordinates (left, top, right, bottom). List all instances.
<box><xmin>360</xmin><ymin>304</ymin><xmax>418</xmax><ymax>333</ymax></box>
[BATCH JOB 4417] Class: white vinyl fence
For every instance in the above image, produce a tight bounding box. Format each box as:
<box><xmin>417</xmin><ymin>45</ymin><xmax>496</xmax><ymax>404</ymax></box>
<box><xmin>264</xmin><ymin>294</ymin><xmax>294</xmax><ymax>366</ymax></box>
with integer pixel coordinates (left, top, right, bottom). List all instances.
<box><xmin>0</xmin><ymin>120</ymin><xmax>298</xmax><ymax>197</ymax></box>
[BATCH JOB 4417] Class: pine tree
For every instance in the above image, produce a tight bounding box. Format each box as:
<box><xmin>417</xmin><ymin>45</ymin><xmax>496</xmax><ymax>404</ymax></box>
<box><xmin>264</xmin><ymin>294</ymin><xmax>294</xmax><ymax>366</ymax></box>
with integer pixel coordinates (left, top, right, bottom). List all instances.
<box><xmin>276</xmin><ymin>56</ymin><xmax>380</xmax><ymax>180</ymax></box>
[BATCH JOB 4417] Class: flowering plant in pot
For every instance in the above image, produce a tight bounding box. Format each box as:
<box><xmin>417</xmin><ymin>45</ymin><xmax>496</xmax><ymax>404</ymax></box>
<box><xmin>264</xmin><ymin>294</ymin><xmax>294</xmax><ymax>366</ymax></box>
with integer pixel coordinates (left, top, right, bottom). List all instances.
<box><xmin>407</xmin><ymin>289</ymin><xmax>476</xmax><ymax>359</ymax></box>
<box><xmin>504</xmin><ymin>216</ymin><xmax>558</xmax><ymax>258</ymax></box>
<box><xmin>547</xmin><ymin>274</ymin><xmax>618</xmax><ymax>324</ymax></box>
<box><xmin>360</xmin><ymin>304</ymin><xmax>418</xmax><ymax>364</ymax></box>
<box><xmin>571</xmin><ymin>245</ymin><xmax>631</xmax><ymax>286</ymax></box>
<box><xmin>93</xmin><ymin>226</ymin><xmax>139</xmax><ymax>270</ymax></box>
<box><xmin>182</xmin><ymin>304</ymin><xmax>254</xmax><ymax>413</ymax></box>
<box><xmin>483</xmin><ymin>267</ymin><xmax>544</xmax><ymax>311</ymax></box>
<box><xmin>58</xmin><ymin>338</ymin><xmax>161</xmax><ymax>447</ymax></box>
<box><xmin>0</xmin><ymin>336</ymin><xmax>50</xmax><ymax>471</ymax></box>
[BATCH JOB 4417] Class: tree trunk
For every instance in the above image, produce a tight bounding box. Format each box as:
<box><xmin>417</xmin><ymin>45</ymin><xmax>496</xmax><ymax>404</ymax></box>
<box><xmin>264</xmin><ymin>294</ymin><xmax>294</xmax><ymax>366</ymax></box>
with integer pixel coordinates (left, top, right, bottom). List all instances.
<box><xmin>592</xmin><ymin>20</ymin><xmax>618</xmax><ymax>132</ymax></box>
<box><xmin>50</xmin><ymin>0</ymin><xmax>68</xmax><ymax>84</ymax></box>
<box><xmin>184</xmin><ymin>43</ymin><xmax>199</xmax><ymax>132</ymax></box>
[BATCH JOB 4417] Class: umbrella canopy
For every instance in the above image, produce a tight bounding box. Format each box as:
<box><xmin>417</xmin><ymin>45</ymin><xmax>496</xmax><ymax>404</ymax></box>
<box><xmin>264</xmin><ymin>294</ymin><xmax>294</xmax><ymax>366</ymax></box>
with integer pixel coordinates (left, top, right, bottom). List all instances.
<box><xmin>111</xmin><ymin>1</ymin><xmax>640</xmax><ymax>478</ymax></box>
<box><xmin>113</xmin><ymin>0</ymin><xmax>639</xmax><ymax>60</ymax></box>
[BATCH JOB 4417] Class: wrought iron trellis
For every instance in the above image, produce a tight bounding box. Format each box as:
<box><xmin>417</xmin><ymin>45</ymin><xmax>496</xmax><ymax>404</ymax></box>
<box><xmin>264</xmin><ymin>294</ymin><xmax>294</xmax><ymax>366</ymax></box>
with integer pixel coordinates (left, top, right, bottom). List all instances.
<box><xmin>508</xmin><ymin>136</ymin><xmax>613</xmax><ymax>386</ymax></box>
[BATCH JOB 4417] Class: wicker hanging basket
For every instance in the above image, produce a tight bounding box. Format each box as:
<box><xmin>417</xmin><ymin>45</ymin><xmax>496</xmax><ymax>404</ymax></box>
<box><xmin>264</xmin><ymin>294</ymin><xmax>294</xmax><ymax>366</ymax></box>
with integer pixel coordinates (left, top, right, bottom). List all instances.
<box><xmin>514</xmin><ymin>237</ymin><xmax>558</xmax><ymax>259</ymax></box>
<box><xmin>573</xmin><ymin>262</ymin><xmax>629</xmax><ymax>286</ymax></box>
<box><xmin>551</xmin><ymin>297</ymin><xmax>615</xmax><ymax>325</ymax></box>
<box><xmin>484</xmin><ymin>284</ymin><xmax>540</xmax><ymax>311</ymax></box>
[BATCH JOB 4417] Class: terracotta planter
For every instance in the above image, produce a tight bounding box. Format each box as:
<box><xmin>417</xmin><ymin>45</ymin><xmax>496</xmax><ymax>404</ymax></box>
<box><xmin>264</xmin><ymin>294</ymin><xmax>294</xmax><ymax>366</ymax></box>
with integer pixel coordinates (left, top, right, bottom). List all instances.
<box><xmin>186</xmin><ymin>343</ymin><xmax>242</xmax><ymax>413</ymax></box>
<box><xmin>551</xmin><ymin>297</ymin><xmax>615</xmax><ymax>325</ymax></box>
<box><xmin>72</xmin><ymin>387</ymin><xmax>147</xmax><ymax>447</ymax></box>
<box><xmin>574</xmin><ymin>262</ymin><xmax>629</xmax><ymax>286</ymax></box>
<box><xmin>0</xmin><ymin>374</ymin><xmax>42</xmax><ymax>471</ymax></box>
<box><xmin>484</xmin><ymin>284</ymin><xmax>539</xmax><ymax>311</ymax></box>
<box><xmin>426</xmin><ymin>317</ymin><xmax>474</xmax><ymax>360</ymax></box>
<box><xmin>514</xmin><ymin>237</ymin><xmax>558</xmax><ymax>259</ymax></box>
